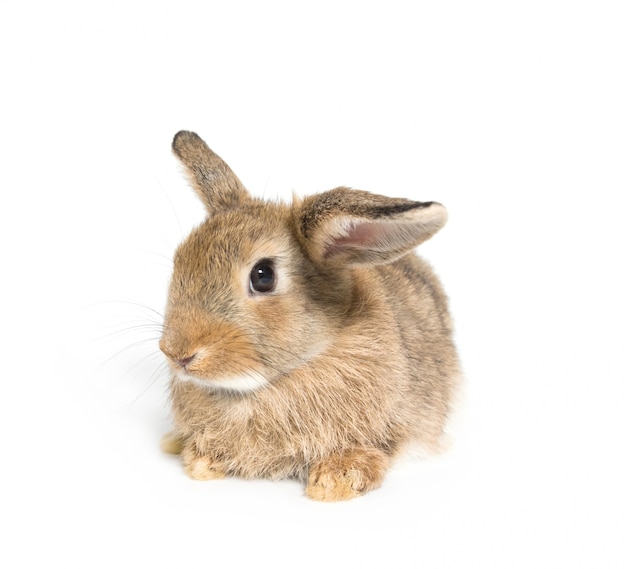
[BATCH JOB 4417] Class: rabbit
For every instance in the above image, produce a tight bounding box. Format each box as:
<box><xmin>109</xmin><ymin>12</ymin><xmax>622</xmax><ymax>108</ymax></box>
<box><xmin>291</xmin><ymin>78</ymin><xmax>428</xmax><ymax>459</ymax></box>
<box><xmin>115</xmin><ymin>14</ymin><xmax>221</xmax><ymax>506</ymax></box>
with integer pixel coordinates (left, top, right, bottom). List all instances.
<box><xmin>158</xmin><ymin>130</ymin><xmax>461</xmax><ymax>501</ymax></box>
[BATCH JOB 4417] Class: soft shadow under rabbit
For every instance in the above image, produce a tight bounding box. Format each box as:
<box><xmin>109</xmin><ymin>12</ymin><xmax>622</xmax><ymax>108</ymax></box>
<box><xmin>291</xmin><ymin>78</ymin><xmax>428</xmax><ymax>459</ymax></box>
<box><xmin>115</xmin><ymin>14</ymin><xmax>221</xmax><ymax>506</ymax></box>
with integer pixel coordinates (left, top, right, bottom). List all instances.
<box><xmin>159</xmin><ymin>131</ymin><xmax>460</xmax><ymax>501</ymax></box>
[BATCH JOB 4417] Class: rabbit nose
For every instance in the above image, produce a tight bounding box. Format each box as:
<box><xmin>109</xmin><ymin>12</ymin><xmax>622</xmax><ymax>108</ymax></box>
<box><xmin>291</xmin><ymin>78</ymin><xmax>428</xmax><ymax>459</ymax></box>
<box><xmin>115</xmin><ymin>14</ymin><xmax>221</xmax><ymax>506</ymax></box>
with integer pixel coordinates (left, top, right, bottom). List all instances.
<box><xmin>158</xmin><ymin>339</ymin><xmax>197</xmax><ymax>368</ymax></box>
<box><xmin>175</xmin><ymin>355</ymin><xmax>196</xmax><ymax>368</ymax></box>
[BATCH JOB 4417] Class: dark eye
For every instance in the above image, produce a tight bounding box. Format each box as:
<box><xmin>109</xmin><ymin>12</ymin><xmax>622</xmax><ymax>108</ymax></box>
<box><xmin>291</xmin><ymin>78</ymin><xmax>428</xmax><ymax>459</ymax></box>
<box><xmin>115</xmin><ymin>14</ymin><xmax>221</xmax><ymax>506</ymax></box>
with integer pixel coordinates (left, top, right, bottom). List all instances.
<box><xmin>250</xmin><ymin>260</ymin><xmax>276</xmax><ymax>293</ymax></box>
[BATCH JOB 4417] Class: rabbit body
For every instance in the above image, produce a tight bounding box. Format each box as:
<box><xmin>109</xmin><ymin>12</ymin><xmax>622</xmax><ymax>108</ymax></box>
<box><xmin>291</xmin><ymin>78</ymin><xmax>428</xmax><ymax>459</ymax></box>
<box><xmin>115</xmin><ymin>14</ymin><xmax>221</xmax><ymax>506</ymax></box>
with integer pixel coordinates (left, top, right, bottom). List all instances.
<box><xmin>160</xmin><ymin>132</ymin><xmax>460</xmax><ymax>501</ymax></box>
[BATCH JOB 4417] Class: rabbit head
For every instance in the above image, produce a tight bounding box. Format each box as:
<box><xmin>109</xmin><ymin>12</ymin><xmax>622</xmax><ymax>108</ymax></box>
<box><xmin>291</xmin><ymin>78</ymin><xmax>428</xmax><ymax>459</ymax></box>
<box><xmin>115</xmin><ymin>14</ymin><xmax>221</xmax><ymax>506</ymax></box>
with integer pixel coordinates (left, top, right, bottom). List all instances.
<box><xmin>159</xmin><ymin>131</ymin><xmax>448</xmax><ymax>394</ymax></box>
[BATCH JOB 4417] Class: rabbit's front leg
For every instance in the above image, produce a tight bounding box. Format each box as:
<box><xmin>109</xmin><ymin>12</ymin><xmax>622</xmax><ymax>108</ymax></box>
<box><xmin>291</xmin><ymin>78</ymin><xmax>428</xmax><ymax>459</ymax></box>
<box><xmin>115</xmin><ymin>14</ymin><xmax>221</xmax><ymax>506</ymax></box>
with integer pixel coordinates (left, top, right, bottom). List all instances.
<box><xmin>176</xmin><ymin>438</ymin><xmax>227</xmax><ymax>481</ymax></box>
<box><xmin>306</xmin><ymin>447</ymin><xmax>390</xmax><ymax>501</ymax></box>
<box><xmin>161</xmin><ymin>431</ymin><xmax>227</xmax><ymax>480</ymax></box>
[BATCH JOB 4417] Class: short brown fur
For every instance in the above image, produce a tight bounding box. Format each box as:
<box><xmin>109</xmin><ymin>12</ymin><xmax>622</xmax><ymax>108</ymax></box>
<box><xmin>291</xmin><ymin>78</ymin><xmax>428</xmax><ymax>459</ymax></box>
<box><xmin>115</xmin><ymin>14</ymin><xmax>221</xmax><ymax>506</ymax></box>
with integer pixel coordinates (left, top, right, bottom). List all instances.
<box><xmin>159</xmin><ymin>131</ymin><xmax>461</xmax><ymax>501</ymax></box>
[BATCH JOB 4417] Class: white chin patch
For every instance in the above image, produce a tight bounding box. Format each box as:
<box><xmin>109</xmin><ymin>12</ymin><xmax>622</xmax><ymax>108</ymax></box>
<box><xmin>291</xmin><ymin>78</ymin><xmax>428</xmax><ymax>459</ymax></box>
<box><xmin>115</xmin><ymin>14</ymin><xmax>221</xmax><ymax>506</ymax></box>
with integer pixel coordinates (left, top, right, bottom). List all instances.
<box><xmin>176</xmin><ymin>370</ymin><xmax>269</xmax><ymax>393</ymax></box>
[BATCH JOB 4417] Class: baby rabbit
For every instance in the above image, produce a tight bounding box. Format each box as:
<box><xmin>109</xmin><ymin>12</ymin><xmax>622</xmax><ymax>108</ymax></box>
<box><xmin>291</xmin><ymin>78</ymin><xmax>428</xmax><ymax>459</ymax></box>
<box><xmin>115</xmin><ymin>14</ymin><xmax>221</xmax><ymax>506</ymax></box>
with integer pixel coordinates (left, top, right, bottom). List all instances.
<box><xmin>159</xmin><ymin>131</ymin><xmax>460</xmax><ymax>501</ymax></box>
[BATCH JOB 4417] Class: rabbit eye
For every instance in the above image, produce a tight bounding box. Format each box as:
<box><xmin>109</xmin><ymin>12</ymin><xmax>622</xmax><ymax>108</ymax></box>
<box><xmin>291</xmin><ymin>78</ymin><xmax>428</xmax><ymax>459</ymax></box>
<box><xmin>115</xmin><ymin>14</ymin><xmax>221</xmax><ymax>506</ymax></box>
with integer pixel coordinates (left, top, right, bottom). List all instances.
<box><xmin>250</xmin><ymin>260</ymin><xmax>276</xmax><ymax>294</ymax></box>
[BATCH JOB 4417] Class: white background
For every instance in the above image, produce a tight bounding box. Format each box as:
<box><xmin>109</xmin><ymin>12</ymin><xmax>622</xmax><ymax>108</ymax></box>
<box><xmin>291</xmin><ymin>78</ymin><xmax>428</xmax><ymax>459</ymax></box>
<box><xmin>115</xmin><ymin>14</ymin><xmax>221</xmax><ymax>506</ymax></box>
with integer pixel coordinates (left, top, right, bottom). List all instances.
<box><xmin>1</xmin><ymin>1</ymin><xmax>624</xmax><ymax>567</ymax></box>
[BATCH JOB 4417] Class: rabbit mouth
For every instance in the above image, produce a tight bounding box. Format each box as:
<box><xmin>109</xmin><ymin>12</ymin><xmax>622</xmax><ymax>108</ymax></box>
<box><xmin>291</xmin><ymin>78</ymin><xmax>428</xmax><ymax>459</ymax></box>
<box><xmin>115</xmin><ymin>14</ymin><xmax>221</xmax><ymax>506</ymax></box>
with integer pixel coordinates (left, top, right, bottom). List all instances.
<box><xmin>175</xmin><ymin>369</ymin><xmax>270</xmax><ymax>393</ymax></box>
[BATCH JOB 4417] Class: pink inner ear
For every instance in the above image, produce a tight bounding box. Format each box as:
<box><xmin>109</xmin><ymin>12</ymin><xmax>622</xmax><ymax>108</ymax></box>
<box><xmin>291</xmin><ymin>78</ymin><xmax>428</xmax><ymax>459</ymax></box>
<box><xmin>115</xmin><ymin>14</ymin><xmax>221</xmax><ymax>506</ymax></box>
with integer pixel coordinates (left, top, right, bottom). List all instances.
<box><xmin>325</xmin><ymin>221</ymin><xmax>386</xmax><ymax>257</ymax></box>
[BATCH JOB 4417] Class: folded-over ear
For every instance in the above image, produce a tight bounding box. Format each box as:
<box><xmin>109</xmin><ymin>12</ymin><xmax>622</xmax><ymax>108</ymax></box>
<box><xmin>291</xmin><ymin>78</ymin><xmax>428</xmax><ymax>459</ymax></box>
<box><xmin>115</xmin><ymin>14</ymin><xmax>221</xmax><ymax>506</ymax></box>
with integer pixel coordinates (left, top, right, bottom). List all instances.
<box><xmin>298</xmin><ymin>187</ymin><xmax>448</xmax><ymax>266</ymax></box>
<box><xmin>172</xmin><ymin>131</ymin><xmax>251</xmax><ymax>214</ymax></box>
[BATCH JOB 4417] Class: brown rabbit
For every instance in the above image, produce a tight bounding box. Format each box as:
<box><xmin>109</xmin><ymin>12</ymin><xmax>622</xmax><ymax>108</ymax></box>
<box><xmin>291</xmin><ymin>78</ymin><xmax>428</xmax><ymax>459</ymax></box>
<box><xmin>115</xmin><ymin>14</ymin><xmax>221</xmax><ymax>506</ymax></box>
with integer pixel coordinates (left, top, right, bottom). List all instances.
<box><xmin>159</xmin><ymin>131</ymin><xmax>461</xmax><ymax>501</ymax></box>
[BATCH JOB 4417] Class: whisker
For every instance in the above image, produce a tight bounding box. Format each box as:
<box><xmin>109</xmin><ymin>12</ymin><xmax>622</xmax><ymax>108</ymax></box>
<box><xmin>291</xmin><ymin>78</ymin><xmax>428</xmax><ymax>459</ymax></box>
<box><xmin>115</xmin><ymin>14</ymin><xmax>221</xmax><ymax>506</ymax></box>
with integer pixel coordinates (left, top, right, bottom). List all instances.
<box><xmin>161</xmin><ymin>185</ymin><xmax>186</xmax><ymax>241</ymax></box>
<box><xmin>95</xmin><ymin>323</ymin><xmax>163</xmax><ymax>344</ymax></box>
<box><xmin>92</xmin><ymin>337</ymin><xmax>162</xmax><ymax>377</ymax></box>
<box><xmin>115</xmin><ymin>359</ymin><xmax>171</xmax><ymax>414</ymax></box>
<box><xmin>87</xmin><ymin>298</ymin><xmax>165</xmax><ymax>320</ymax></box>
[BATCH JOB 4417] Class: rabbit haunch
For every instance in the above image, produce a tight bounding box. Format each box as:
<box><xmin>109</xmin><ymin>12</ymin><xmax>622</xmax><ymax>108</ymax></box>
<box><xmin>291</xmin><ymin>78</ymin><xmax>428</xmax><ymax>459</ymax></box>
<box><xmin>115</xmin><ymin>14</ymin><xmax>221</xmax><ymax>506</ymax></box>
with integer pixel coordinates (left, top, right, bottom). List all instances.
<box><xmin>158</xmin><ymin>131</ymin><xmax>460</xmax><ymax>501</ymax></box>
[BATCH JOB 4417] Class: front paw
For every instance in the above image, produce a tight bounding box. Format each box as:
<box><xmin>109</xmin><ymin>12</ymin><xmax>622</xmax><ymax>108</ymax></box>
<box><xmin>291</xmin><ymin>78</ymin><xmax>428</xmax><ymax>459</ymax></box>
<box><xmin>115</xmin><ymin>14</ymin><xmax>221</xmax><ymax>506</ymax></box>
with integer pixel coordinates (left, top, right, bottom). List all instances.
<box><xmin>181</xmin><ymin>445</ymin><xmax>226</xmax><ymax>481</ymax></box>
<box><xmin>306</xmin><ymin>448</ymin><xmax>390</xmax><ymax>502</ymax></box>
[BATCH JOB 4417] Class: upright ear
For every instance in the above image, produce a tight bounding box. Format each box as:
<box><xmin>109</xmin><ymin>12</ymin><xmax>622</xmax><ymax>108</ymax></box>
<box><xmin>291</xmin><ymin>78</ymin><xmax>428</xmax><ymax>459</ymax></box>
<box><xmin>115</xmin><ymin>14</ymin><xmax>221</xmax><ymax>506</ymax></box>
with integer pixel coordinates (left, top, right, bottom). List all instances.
<box><xmin>172</xmin><ymin>131</ymin><xmax>251</xmax><ymax>214</ymax></box>
<box><xmin>298</xmin><ymin>187</ymin><xmax>448</xmax><ymax>266</ymax></box>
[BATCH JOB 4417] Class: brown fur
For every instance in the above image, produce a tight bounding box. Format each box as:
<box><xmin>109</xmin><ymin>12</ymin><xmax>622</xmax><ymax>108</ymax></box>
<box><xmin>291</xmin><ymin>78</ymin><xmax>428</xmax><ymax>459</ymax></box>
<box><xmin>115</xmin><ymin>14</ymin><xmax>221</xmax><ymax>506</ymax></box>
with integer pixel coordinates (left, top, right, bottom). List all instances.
<box><xmin>159</xmin><ymin>131</ymin><xmax>460</xmax><ymax>501</ymax></box>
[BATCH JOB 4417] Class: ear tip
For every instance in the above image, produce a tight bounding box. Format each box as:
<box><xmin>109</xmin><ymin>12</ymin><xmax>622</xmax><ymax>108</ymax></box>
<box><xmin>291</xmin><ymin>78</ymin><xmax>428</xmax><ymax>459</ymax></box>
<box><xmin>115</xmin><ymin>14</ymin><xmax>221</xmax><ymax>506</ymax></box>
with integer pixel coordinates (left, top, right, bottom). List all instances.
<box><xmin>172</xmin><ymin>130</ymin><xmax>202</xmax><ymax>156</ymax></box>
<box><xmin>404</xmin><ymin>201</ymin><xmax>448</xmax><ymax>232</ymax></box>
<box><xmin>423</xmin><ymin>201</ymin><xmax>449</xmax><ymax>229</ymax></box>
<box><xmin>430</xmin><ymin>200</ymin><xmax>447</xmax><ymax>214</ymax></box>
